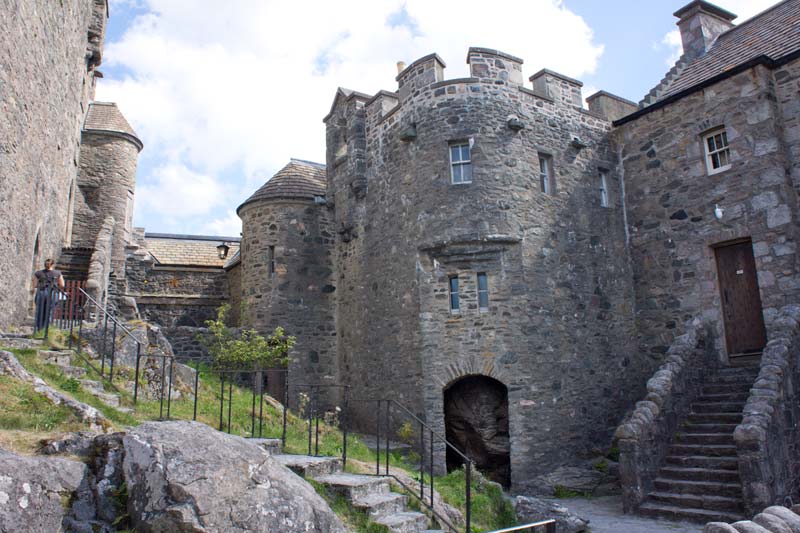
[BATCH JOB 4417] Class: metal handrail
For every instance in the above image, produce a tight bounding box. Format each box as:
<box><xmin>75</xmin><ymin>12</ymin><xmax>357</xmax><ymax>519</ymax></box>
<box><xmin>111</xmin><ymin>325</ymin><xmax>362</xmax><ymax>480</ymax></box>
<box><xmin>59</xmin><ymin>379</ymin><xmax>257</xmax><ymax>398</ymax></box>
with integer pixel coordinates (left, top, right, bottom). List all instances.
<box><xmin>484</xmin><ymin>520</ymin><xmax>557</xmax><ymax>533</ymax></box>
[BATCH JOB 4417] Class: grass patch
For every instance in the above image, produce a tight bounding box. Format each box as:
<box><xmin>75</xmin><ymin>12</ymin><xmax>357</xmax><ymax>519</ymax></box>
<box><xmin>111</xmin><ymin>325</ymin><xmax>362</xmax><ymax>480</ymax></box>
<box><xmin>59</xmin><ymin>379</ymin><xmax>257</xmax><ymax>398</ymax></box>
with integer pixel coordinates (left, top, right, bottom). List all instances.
<box><xmin>553</xmin><ymin>485</ymin><xmax>586</xmax><ymax>499</ymax></box>
<box><xmin>0</xmin><ymin>375</ymin><xmax>82</xmax><ymax>432</ymax></box>
<box><xmin>432</xmin><ymin>468</ymin><xmax>516</xmax><ymax>533</ymax></box>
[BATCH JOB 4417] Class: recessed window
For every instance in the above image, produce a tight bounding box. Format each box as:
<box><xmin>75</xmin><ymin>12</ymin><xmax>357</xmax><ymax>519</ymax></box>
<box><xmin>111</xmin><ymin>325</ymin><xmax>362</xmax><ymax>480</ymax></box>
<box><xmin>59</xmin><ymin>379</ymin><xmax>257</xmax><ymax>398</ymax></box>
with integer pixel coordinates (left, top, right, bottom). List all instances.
<box><xmin>704</xmin><ymin>128</ymin><xmax>731</xmax><ymax>174</ymax></box>
<box><xmin>599</xmin><ymin>170</ymin><xmax>609</xmax><ymax>208</ymax></box>
<box><xmin>449</xmin><ymin>276</ymin><xmax>460</xmax><ymax>314</ymax></box>
<box><xmin>268</xmin><ymin>245</ymin><xmax>275</xmax><ymax>276</ymax></box>
<box><xmin>539</xmin><ymin>154</ymin><xmax>554</xmax><ymax>194</ymax></box>
<box><xmin>477</xmin><ymin>273</ymin><xmax>489</xmax><ymax>312</ymax></box>
<box><xmin>450</xmin><ymin>143</ymin><xmax>472</xmax><ymax>184</ymax></box>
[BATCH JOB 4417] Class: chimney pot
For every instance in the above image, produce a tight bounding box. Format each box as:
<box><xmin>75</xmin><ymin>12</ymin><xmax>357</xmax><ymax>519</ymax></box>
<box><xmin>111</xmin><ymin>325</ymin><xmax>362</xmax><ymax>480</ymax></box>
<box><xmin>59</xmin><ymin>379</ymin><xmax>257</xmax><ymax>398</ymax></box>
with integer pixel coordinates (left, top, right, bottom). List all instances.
<box><xmin>396</xmin><ymin>61</ymin><xmax>407</xmax><ymax>74</ymax></box>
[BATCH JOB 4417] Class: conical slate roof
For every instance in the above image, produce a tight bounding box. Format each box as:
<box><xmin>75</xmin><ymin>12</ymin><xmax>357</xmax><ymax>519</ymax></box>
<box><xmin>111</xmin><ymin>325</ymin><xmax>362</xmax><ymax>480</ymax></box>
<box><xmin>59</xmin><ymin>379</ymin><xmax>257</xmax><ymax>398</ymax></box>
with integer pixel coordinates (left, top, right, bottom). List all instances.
<box><xmin>83</xmin><ymin>102</ymin><xmax>143</xmax><ymax>150</ymax></box>
<box><xmin>237</xmin><ymin>159</ymin><xmax>326</xmax><ymax>213</ymax></box>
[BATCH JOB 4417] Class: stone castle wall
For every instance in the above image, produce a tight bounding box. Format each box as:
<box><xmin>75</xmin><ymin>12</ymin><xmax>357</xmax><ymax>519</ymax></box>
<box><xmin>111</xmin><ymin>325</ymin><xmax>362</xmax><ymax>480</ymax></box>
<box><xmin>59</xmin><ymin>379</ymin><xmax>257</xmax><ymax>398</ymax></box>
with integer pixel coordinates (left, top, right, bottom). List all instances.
<box><xmin>0</xmin><ymin>0</ymin><xmax>105</xmax><ymax>328</ymax></box>
<box><xmin>328</xmin><ymin>49</ymin><xmax>643</xmax><ymax>487</ymax></box>
<box><xmin>616</xmin><ymin>61</ymin><xmax>800</xmax><ymax>360</ymax></box>
<box><xmin>238</xmin><ymin>200</ymin><xmax>337</xmax><ymax>399</ymax></box>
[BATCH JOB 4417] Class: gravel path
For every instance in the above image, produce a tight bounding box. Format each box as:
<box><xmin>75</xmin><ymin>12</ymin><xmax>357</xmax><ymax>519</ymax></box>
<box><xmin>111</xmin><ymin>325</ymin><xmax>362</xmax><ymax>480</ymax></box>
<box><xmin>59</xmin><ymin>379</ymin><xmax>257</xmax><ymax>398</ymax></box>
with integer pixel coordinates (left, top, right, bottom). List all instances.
<box><xmin>554</xmin><ymin>496</ymin><xmax>704</xmax><ymax>533</ymax></box>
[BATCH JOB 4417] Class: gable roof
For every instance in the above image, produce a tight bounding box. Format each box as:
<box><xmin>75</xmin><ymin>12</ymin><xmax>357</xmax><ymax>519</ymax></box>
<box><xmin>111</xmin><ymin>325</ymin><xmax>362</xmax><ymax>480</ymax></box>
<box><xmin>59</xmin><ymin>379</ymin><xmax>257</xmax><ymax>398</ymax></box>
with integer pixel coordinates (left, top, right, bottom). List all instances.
<box><xmin>144</xmin><ymin>233</ymin><xmax>240</xmax><ymax>268</ymax></box>
<box><xmin>655</xmin><ymin>0</ymin><xmax>800</xmax><ymax>101</ymax></box>
<box><xmin>237</xmin><ymin>159</ymin><xmax>326</xmax><ymax>213</ymax></box>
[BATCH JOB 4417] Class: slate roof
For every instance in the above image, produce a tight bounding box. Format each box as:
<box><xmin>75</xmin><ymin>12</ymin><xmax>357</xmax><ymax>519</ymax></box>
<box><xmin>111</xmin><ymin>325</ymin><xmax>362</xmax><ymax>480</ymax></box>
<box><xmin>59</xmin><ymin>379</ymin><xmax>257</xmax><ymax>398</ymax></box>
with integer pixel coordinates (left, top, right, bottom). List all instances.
<box><xmin>237</xmin><ymin>159</ymin><xmax>326</xmax><ymax>213</ymax></box>
<box><xmin>84</xmin><ymin>102</ymin><xmax>139</xmax><ymax>137</ymax></box>
<box><xmin>658</xmin><ymin>0</ymin><xmax>800</xmax><ymax>100</ymax></box>
<box><xmin>144</xmin><ymin>234</ymin><xmax>240</xmax><ymax>267</ymax></box>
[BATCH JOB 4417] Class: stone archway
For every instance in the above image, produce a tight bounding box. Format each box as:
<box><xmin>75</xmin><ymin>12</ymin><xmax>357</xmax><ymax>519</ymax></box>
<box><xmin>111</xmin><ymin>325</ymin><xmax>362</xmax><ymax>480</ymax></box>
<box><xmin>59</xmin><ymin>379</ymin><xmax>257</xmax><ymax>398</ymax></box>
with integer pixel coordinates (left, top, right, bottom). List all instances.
<box><xmin>444</xmin><ymin>375</ymin><xmax>510</xmax><ymax>487</ymax></box>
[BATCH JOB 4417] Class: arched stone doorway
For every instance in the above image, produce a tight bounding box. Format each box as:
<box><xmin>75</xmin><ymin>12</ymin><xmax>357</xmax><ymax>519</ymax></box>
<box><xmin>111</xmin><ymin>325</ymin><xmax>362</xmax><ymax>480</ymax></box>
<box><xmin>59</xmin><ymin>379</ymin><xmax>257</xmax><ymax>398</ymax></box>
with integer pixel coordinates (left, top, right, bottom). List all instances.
<box><xmin>444</xmin><ymin>375</ymin><xmax>510</xmax><ymax>487</ymax></box>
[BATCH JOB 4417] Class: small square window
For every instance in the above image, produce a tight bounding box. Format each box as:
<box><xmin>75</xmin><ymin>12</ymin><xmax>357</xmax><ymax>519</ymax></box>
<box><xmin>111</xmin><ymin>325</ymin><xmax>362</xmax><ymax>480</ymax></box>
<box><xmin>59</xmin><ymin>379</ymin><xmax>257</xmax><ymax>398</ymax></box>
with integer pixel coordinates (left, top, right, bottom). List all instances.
<box><xmin>449</xmin><ymin>276</ymin><xmax>460</xmax><ymax>313</ymax></box>
<box><xmin>703</xmin><ymin>128</ymin><xmax>731</xmax><ymax>174</ymax></box>
<box><xmin>539</xmin><ymin>154</ymin><xmax>554</xmax><ymax>194</ymax></box>
<box><xmin>599</xmin><ymin>170</ymin><xmax>609</xmax><ymax>208</ymax></box>
<box><xmin>450</xmin><ymin>143</ymin><xmax>472</xmax><ymax>184</ymax></box>
<box><xmin>477</xmin><ymin>273</ymin><xmax>489</xmax><ymax>312</ymax></box>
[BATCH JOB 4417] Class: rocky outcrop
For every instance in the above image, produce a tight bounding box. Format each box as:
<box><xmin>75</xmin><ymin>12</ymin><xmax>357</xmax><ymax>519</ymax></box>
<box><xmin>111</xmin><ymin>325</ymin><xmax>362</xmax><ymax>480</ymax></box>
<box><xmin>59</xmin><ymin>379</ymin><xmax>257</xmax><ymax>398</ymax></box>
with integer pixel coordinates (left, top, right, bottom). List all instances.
<box><xmin>515</xmin><ymin>495</ymin><xmax>589</xmax><ymax>533</ymax></box>
<box><xmin>734</xmin><ymin>305</ymin><xmax>800</xmax><ymax>516</ymax></box>
<box><xmin>0</xmin><ymin>350</ymin><xmax>109</xmax><ymax>432</ymax></box>
<box><xmin>122</xmin><ymin>420</ymin><xmax>346</xmax><ymax>532</ymax></box>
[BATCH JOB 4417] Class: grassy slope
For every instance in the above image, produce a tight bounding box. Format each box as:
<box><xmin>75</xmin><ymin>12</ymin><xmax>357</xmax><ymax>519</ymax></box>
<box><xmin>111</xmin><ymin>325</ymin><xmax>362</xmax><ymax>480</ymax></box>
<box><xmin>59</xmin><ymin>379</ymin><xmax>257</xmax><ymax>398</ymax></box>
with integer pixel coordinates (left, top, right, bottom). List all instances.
<box><xmin>0</xmin><ymin>339</ymin><xmax>516</xmax><ymax>532</ymax></box>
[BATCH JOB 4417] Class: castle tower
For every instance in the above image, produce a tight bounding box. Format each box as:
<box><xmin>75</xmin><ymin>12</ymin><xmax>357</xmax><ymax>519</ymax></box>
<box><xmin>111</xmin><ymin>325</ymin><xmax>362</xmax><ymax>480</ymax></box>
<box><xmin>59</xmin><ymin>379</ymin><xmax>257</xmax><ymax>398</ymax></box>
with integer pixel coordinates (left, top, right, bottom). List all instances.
<box><xmin>71</xmin><ymin>102</ymin><xmax>143</xmax><ymax>274</ymax></box>
<box><xmin>237</xmin><ymin>159</ymin><xmax>337</xmax><ymax>399</ymax></box>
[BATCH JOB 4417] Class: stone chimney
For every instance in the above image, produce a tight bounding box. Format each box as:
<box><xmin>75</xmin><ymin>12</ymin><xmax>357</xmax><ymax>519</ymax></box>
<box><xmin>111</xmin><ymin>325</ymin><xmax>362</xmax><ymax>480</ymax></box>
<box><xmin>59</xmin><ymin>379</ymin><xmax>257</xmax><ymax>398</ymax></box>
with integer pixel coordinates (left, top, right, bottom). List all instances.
<box><xmin>673</xmin><ymin>0</ymin><xmax>737</xmax><ymax>60</ymax></box>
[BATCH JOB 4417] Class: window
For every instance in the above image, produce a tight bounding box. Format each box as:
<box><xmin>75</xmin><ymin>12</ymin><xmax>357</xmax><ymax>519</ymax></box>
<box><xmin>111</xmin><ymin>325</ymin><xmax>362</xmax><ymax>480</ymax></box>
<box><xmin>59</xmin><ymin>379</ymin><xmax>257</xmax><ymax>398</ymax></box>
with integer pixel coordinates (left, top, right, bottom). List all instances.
<box><xmin>477</xmin><ymin>273</ymin><xmax>489</xmax><ymax>312</ymax></box>
<box><xmin>450</xmin><ymin>142</ymin><xmax>472</xmax><ymax>184</ymax></box>
<box><xmin>539</xmin><ymin>154</ymin><xmax>554</xmax><ymax>194</ymax></box>
<box><xmin>268</xmin><ymin>245</ymin><xmax>275</xmax><ymax>276</ymax></box>
<box><xmin>704</xmin><ymin>128</ymin><xmax>731</xmax><ymax>174</ymax></box>
<box><xmin>449</xmin><ymin>276</ymin><xmax>460</xmax><ymax>313</ymax></box>
<box><xmin>599</xmin><ymin>170</ymin><xmax>609</xmax><ymax>208</ymax></box>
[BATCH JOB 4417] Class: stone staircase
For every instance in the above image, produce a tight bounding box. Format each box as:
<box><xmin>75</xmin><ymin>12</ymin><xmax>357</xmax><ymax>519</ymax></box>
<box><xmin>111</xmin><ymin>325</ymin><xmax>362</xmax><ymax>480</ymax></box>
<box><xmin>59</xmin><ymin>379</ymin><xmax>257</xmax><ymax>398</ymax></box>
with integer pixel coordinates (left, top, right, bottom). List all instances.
<box><xmin>57</xmin><ymin>246</ymin><xmax>93</xmax><ymax>282</ymax></box>
<box><xmin>638</xmin><ymin>364</ymin><xmax>759</xmax><ymax>523</ymax></box>
<box><xmin>273</xmin><ymin>454</ymin><xmax>442</xmax><ymax>533</ymax></box>
<box><xmin>37</xmin><ymin>348</ymin><xmax>128</xmax><ymax>412</ymax></box>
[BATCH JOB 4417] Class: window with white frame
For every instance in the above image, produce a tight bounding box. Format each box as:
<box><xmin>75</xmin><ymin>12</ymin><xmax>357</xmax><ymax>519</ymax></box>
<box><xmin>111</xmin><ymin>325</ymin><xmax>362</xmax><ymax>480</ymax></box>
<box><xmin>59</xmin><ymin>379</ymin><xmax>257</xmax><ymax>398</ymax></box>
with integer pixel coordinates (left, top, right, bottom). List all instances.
<box><xmin>703</xmin><ymin>128</ymin><xmax>731</xmax><ymax>174</ymax></box>
<box><xmin>449</xmin><ymin>276</ymin><xmax>460</xmax><ymax>313</ymax></box>
<box><xmin>477</xmin><ymin>272</ymin><xmax>489</xmax><ymax>312</ymax></box>
<box><xmin>599</xmin><ymin>170</ymin><xmax>609</xmax><ymax>208</ymax></box>
<box><xmin>450</xmin><ymin>142</ymin><xmax>472</xmax><ymax>184</ymax></box>
<box><xmin>539</xmin><ymin>154</ymin><xmax>554</xmax><ymax>194</ymax></box>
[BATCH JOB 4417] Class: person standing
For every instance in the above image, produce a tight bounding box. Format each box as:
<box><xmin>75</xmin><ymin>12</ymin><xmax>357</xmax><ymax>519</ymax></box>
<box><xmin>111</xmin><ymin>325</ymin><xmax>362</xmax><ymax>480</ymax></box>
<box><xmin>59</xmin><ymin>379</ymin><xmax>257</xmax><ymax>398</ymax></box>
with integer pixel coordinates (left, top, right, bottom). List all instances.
<box><xmin>32</xmin><ymin>259</ymin><xmax>65</xmax><ymax>332</ymax></box>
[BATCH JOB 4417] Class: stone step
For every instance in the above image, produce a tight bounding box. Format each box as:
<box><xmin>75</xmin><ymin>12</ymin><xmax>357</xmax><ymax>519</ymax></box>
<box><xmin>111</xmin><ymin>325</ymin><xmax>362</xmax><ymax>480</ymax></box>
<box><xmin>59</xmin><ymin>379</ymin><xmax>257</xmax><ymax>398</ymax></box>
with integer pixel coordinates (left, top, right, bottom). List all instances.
<box><xmin>668</xmin><ymin>443</ymin><xmax>737</xmax><ymax>457</ymax></box>
<box><xmin>94</xmin><ymin>392</ymin><xmax>120</xmax><ymax>408</ymax></box>
<box><xmin>703</xmin><ymin>383</ymin><xmax>752</xmax><ymax>395</ymax></box>
<box><xmin>691</xmin><ymin>401</ymin><xmax>745</xmax><ymax>414</ymax></box>
<box><xmin>680</xmin><ymin>422</ymin><xmax>738</xmax><ymax>434</ymax></box>
<box><xmin>374</xmin><ymin>511</ymin><xmax>429</xmax><ymax>533</ymax></box>
<box><xmin>686</xmin><ymin>412</ymin><xmax>743</xmax><ymax>425</ymax></box>
<box><xmin>658</xmin><ymin>466</ymin><xmax>740</xmax><ymax>483</ymax></box>
<box><xmin>653</xmin><ymin>478</ymin><xmax>741</xmax><ymax>498</ymax></box>
<box><xmin>664</xmin><ymin>455</ymin><xmax>739</xmax><ymax>470</ymax></box>
<box><xmin>647</xmin><ymin>491</ymin><xmax>743</xmax><ymax>512</ymax></box>
<box><xmin>704</xmin><ymin>374</ymin><xmax>758</xmax><ymax>385</ymax></box>
<box><xmin>80</xmin><ymin>379</ymin><xmax>104</xmax><ymax>394</ymax></box>
<box><xmin>637</xmin><ymin>501</ymin><xmax>744</xmax><ymax>524</ymax></box>
<box><xmin>697</xmin><ymin>392</ymin><xmax>750</xmax><ymax>402</ymax></box>
<box><xmin>273</xmin><ymin>455</ymin><xmax>342</xmax><ymax>478</ymax></box>
<box><xmin>250</xmin><ymin>438</ymin><xmax>282</xmax><ymax>455</ymax></box>
<box><xmin>314</xmin><ymin>473</ymin><xmax>391</xmax><ymax>501</ymax></box>
<box><xmin>61</xmin><ymin>365</ymin><xmax>87</xmax><ymax>378</ymax></box>
<box><xmin>353</xmin><ymin>492</ymin><xmax>407</xmax><ymax>519</ymax></box>
<box><xmin>675</xmin><ymin>432</ymin><xmax>734</xmax><ymax>445</ymax></box>
<box><xmin>38</xmin><ymin>350</ymin><xmax>73</xmax><ymax>367</ymax></box>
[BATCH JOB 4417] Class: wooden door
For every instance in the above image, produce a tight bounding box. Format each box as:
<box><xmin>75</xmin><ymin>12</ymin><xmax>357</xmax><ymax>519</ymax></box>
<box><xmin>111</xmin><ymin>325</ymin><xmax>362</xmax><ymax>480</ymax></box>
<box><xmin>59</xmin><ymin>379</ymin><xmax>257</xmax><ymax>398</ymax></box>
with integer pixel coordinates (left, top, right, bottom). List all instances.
<box><xmin>715</xmin><ymin>240</ymin><xmax>767</xmax><ymax>356</ymax></box>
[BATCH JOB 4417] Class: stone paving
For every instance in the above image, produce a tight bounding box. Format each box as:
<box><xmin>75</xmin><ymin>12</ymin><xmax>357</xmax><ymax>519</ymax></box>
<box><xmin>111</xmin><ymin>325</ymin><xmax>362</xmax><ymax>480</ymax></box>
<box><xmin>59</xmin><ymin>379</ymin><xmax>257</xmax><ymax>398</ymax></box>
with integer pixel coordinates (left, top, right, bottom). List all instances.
<box><xmin>555</xmin><ymin>496</ymin><xmax>702</xmax><ymax>533</ymax></box>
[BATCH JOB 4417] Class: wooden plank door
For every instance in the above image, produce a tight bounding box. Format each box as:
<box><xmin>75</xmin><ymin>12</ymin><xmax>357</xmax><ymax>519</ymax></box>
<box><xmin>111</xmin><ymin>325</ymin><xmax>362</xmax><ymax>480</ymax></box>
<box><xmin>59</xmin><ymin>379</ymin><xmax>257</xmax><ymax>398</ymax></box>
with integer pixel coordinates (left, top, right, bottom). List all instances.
<box><xmin>715</xmin><ymin>240</ymin><xmax>767</xmax><ymax>356</ymax></box>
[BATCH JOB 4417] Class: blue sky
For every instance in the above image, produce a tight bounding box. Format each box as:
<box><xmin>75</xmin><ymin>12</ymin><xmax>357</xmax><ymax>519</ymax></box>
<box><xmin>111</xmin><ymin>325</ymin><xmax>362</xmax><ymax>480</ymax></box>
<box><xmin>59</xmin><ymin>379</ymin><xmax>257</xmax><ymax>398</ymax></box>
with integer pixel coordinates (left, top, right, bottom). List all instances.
<box><xmin>99</xmin><ymin>0</ymin><xmax>778</xmax><ymax>237</ymax></box>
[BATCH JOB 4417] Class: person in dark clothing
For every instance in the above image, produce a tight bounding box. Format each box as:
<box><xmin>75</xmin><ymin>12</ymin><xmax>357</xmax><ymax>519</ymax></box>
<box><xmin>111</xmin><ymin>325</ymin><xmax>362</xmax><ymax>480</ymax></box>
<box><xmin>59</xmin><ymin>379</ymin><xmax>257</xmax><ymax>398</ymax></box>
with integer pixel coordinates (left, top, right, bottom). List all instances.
<box><xmin>32</xmin><ymin>259</ymin><xmax>65</xmax><ymax>332</ymax></box>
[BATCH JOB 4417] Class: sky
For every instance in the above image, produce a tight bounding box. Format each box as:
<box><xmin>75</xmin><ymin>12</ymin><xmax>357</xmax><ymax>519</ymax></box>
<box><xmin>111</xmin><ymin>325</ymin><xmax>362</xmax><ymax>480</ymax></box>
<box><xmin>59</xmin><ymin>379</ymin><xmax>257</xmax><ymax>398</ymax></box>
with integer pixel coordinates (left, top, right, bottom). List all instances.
<box><xmin>98</xmin><ymin>0</ymin><xmax>780</xmax><ymax>238</ymax></box>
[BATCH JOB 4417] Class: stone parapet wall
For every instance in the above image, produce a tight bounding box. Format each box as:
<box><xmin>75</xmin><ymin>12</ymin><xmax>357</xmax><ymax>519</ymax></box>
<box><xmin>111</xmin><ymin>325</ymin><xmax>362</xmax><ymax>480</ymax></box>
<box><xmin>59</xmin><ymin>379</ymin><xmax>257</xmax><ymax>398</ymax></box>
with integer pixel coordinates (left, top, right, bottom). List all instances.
<box><xmin>615</xmin><ymin>318</ymin><xmax>716</xmax><ymax>512</ymax></box>
<box><xmin>734</xmin><ymin>304</ymin><xmax>800</xmax><ymax>516</ymax></box>
<box><xmin>84</xmin><ymin>216</ymin><xmax>115</xmax><ymax>310</ymax></box>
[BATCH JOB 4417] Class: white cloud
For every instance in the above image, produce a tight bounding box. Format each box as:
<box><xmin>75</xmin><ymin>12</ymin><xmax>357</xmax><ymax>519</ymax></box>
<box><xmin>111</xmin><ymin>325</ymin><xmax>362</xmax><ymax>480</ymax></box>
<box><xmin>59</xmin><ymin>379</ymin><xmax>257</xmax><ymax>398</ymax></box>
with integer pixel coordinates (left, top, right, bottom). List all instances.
<box><xmin>136</xmin><ymin>164</ymin><xmax>227</xmax><ymax>219</ymax></box>
<box><xmin>201</xmin><ymin>210</ymin><xmax>242</xmax><ymax>238</ymax></box>
<box><xmin>97</xmin><ymin>0</ymin><xmax>604</xmax><ymax>234</ymax></box>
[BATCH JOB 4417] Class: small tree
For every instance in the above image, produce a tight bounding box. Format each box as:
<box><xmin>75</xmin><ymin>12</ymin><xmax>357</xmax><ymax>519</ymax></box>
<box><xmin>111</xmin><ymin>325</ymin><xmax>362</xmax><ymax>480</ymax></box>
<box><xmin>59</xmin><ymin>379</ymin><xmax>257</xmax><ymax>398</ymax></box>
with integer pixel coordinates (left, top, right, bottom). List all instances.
<box><xmin>200</xmin><ymin>304</ymin><xmax>295</xmax><ymax>370</ymax></box>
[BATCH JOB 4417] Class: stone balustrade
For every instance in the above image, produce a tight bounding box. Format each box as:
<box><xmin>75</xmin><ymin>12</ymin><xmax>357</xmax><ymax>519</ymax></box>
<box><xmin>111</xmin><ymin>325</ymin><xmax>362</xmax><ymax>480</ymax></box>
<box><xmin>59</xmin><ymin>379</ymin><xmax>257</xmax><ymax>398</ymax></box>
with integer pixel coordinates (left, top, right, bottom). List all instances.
<box><xmin>734</xmin><ymin>304</ymin><xmax>800</xmax><ymax>516</ymax></box>
<box><xmin>614</xmin><ymin>317</ymin><xmax>716</xmax><ymax>512</ymax></box>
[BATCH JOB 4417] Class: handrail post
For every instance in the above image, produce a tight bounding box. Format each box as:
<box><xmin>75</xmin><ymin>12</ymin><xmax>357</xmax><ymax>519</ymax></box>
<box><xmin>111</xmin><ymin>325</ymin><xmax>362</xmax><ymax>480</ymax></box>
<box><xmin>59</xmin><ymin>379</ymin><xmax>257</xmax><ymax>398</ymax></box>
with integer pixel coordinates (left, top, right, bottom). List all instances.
<box><xmin>133</xmin><ymin>342</ymin><xmax>141</xmax><ymax>403</ymax></box>
<box><xmin>385</xmin><ymin>400</ymin><xmax>390</xmax><ymax>475</ymax></box>
<box><xmin>100</xmin><ymin>311</ymin><xmax>109</xmax><ymax>376</ymax></box>
<box><xmin>159</xmin><ymin>356</ymin><xmax>166</xmax><ymax>419</ymax></box>
<box><xmin>376</xmin><ymin>399</ymin><xmax>381</xmax><ymax>475</ymax></box>
<box><xmin>251</xmin><ymin>371</ymin><xmax>257</xmax><ymax>438</ymax></box>
<box><xmin>465</xmin><ymin>460</ymin><xmax>472</xmax><ymax>533</ymax></box>
<box><xmin>342</xmin><ymin>386</ymin><xmax>349</xmax><ymax>468</ymax></box>
<box><xmin>227</xmin><ymin>379</ymin><xmax>233</xmax><ymax>433</ymax></box>
<box><xmin>430</xmin><ymin>432</ymin><xmax>434</xmax><ymax>508</ymax></box>
<box><xmin>282</xmin><ymin>379</ymin><xmax>288</xmax><ymax>448</ymax></box>
<box><xmin>219</xmin><ymin>373</ymin><xmax>225</xmax><ymax>431</ymax></box>
<box><xmin>314</xmin><ymin>386</ymin><xmax>320</xmax><ymax>457</ymax></box>
<box><xmin>109</xmin><ymin>321</ymin><xmax>117</xmax><ymax>381</ymax></box>
<box><xmin>307</xmin><ymin>387</ymin><xmax>313</xmax><ymax>456</ymax></box>
<box><xmin>192</xmin><ymin>364</ymin><xmax>199</xmax><ymax>421</ymax></box>
<box><xmin>166</xmin><ymin>358</ymin><xmax>174</xmax><ymax>419</ymax></box>
<box><xmin>68</xmin><ymin>294</ymin><xmax>75</xmax><ymax>350</ymax></box>
<box><xmin>419</xmin><ymin>420</ymin><xmax>424</xmax><ymax>500</ymax></box>
<box><xmin>77</xmin><ymin>309</ymin><xmax>84</xmax><ymax>355</ymax></box>
<box><xmin>258</xmin><ymin>372</ymin><xmax>264</xmax><ymax>438</ymax></box>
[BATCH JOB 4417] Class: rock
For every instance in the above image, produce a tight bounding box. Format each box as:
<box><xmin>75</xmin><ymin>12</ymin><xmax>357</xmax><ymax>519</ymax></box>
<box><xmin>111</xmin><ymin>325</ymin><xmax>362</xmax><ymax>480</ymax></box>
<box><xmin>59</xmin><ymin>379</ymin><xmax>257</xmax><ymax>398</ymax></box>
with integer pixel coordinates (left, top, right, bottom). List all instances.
<box><xmin>122</xmin><ymin>420</ymin><xmax>346</xmax><ymax>532</ymax></box>
<box><xmin>753</xmin><ymin>512</ymin><xmax>792</xmax><ymax>533</ymax></box>
<box><xmin>0</xmin><ymin>448</ymin><xmax>96</xmax><ymax>533</ymax></box>
<box><xmin>39</xmin><ymin>431</ymin><xmax>98</xmax><ymax>457</ymax></box>
<box><xmin>515</xmin><ymin>495</ymin><xmax>589</xmax><ymax>533</ymax></box>
<box><xmin>731</xmin><ymin>521</ymin><xmax>772</xmax><ymax>533</ymax></box>
<box><xmin>763</xmin><ymin>506</ymin><xmax>800</xmax><ymax>533</ymax></box>
<box><xmin>533</xmin><ymin>464</ymin><xmax>618</xmax><ymax>496</ymax></box>
<box><xmin>705</xmin><ymin>523</ymin><xmax>740</xmax><ymax>533</ymax></box>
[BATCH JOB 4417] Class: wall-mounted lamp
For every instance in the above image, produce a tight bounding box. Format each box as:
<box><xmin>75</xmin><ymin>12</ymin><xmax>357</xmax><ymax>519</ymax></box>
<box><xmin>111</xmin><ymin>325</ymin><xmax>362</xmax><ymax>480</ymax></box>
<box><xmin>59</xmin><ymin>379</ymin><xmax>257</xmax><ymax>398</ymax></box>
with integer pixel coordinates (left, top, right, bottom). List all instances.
<box><xmin>714</xmin><ymin>204</ymin><xmax>724</xmax><ymax>220</ymax></box>
<box><xmin>216</xmin><ymin>242</ymin><xmax>231</xmax><ymax>260</ymax></box>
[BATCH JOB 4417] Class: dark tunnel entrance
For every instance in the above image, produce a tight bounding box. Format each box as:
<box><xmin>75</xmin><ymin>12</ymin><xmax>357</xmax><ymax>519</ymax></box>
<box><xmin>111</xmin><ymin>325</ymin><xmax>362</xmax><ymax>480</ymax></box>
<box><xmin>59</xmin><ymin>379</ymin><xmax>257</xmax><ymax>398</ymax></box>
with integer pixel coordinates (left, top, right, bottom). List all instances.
<box><xmin>444</xmin><ymin>375</ymin><xmax>510</xmax><ymax>487</ymax></box>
